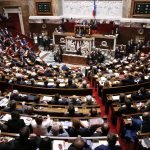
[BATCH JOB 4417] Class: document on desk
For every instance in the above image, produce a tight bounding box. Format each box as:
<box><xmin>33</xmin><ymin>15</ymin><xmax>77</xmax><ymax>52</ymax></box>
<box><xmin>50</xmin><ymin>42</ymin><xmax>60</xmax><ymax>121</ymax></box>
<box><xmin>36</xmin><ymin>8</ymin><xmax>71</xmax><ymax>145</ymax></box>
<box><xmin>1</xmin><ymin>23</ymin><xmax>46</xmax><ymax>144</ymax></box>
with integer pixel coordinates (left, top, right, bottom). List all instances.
<box><xmin>20</xmin><ymin>116</ymin><xmax>32</xmax><ymax>126</ymax></box>
<box><xmin>81</xmin><ymin>120</ymin><xmax>89</xmax><ymax>127</ymax></box>
<box><xmin>36</xmin><ymin>82</ymin><xmax>44</xmax><ymax>86</ymax></box>
<box><xmin>42</xmin><ymin>96</ymin><xmax>53</xmax><ymax>101</ymax></box>
<box><xmin>60</xmin><ymin>121</ymin><xmax>72</xmax><ymax>129</ymax></box>
<box><xmin>89</xmin><ymin>118</ymin><xmax>104</xmax><ymax>126</ymax></box>
<box><xmin>112</xmin><ymin>95</ymin><xmax>120</xmax><ymax>101</ymax></box>
<box><xmin>141</xmin><ymin>138</ymin><xmax>150</xmax><ymax>148</ymax></box>
<box><xmin>0</xmin><ymin>98</ymin><xmax>9</xmax><ymax>107</ymax></box>
<box><xmin>53</xmin><ymin>140</ymin><xmax>65</xmax><ymax>150</ymax></box>
<box><xmin>0</xmin><ymin>114</ymin><xmax>11</xmax><ymax>121</ymax></box>
<box><xmin>58</xmin><ymin>79</ymin><xmax>64</xmax><ymax>82</ymax></box>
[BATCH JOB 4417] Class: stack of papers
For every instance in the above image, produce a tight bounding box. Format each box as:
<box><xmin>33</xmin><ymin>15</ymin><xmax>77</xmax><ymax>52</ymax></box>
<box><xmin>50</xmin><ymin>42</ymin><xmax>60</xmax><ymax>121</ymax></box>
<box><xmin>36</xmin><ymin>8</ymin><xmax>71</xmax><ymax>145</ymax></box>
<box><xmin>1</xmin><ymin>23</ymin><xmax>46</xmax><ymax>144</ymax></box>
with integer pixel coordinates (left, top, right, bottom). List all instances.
<box><xmin>141</xmin><ymin>138</ymin><xmax>150</xmax><ymax>148</ymax></box>
<box><xmin>112</xmin><ymin>96</ymin><xmax>120</xmax><ymax>101</ymax></box>
<box><xmin>0</xmin><ymin>98</ymin><xmax>9</xmax><ymax>107</ymax></box>
<box><xmin>60</xmin><ymin>121</ymin><xmax>72</xmax><ymax>129</ymax></box>
<box><xmin>42</xmin><ymin>96</ymin><xmax>53</xmax><ymax>102</ymax></box>
<box><xmin>36</xmin><ymin>82</ymin><xmax>44</xmax><ymax>86</ymax></box>
<box><xmin>0</xmin><ymin>114</ymin><xmax>11</xmax><ymax>121</ymax></box>
<box><xmin>53</xmin><ymin>140</ymin><xmax>65</xmax><ymax>150</ymax></box>
<box><xmin>20</xmin><ymin>116</ymin><xmax>32</xmax><ymax>126</ymax></box>
<box><xmin>89</xmin><ymin>118</ymin><xmax>104</xmax><ymax>126</ymax></box>
<box><xmin>81</xmin><ymin>120</ymin><xmax>89</xmax><ymax>127</ymax></box>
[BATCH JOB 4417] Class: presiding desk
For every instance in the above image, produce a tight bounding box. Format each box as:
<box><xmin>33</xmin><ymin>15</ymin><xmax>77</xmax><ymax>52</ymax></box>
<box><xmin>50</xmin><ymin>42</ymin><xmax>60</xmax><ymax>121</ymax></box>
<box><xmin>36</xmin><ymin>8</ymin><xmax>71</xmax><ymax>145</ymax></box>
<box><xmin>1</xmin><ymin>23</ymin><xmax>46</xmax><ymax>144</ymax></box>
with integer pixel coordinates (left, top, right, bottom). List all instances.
<box><xmin>62</xmin><ymin>54</ymin><xmax>87</xmax><ymax>65</ymax></box>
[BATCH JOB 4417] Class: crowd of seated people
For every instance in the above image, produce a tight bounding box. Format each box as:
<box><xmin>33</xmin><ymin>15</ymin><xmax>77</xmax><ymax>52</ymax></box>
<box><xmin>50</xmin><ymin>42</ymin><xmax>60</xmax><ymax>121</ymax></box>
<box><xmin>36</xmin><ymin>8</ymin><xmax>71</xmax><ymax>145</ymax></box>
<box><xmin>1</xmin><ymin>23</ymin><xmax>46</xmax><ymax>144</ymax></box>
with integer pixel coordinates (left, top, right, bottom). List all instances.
<box><xmin>87</xmin><ymin>44</ymin><xmax>150</xmax><ymax>91</ymax></box>
<box><xmin>0</xmin><ymin>28</ymin><xmax>91</xmax><ymax>90</ymax></box>
<box><xmin>0</xmin><ymin>26</ymin><xmax>149</xmax><ymax>149</ymax></box>
<box><xmin>108</xmin><ymin>87</ymin><xmax>150</xmax><ymax>144</ymax></box>
<box><xmin>87</xmin><ymin>49</ymin><xmax>105</xmax><ymax>65</ymax></box>
<box><xmin>0</xmin><ymin>125</ymin><xmax>120</xmax><ymax>150</ymax></box>
<box><xmin>6</xmin><ymin>89</ymin><xmax>95</xmax><ymax>106</ymax></box>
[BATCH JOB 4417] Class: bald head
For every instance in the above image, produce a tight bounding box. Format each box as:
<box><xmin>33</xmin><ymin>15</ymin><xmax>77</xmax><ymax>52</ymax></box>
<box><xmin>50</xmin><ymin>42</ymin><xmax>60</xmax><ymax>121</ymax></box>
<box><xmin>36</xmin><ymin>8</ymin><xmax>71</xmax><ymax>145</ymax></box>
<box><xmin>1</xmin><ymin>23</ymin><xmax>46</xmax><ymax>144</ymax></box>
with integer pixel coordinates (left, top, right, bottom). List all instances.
<box><xmin>142</xmin><ymin>112</ymin><xmax>150</xmax><ymax>121</ymax></box>
<box><xmin>74</xmin><ymin>137</ymin><xmax>85</xmax><ymax>150</ymax></box>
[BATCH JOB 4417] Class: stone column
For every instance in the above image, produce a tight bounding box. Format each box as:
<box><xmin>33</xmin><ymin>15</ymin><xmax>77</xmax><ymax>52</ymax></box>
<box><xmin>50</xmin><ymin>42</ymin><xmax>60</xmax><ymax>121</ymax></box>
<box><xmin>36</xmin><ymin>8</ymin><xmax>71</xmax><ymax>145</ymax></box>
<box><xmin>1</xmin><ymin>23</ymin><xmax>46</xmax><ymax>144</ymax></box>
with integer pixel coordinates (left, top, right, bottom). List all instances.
<box><xmin>122</xmin><ymin>0</ymin><xmax>132</xmax><ymax>18</ymax></box>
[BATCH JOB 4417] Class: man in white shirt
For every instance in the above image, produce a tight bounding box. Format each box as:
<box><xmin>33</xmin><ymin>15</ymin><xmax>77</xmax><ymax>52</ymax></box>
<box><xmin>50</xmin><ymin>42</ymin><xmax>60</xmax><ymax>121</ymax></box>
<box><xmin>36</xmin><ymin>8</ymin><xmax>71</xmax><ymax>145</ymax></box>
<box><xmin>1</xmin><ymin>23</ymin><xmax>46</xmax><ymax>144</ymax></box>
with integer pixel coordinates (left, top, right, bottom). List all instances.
<box><xmin>31</xmin><ymin>115</ymin><xmax>51</xmax><ymax>136</ymax></box>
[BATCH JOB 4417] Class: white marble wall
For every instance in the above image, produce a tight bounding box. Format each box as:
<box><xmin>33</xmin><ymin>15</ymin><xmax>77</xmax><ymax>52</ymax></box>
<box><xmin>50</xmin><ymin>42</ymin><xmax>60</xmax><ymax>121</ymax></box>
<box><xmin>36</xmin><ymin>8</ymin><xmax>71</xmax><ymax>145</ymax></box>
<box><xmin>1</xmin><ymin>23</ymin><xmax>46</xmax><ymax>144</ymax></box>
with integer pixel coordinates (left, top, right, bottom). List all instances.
<box><xmin>63</xmin><ymin>0</ymin><xmax>123</xmax><ymax>19</ymax></box>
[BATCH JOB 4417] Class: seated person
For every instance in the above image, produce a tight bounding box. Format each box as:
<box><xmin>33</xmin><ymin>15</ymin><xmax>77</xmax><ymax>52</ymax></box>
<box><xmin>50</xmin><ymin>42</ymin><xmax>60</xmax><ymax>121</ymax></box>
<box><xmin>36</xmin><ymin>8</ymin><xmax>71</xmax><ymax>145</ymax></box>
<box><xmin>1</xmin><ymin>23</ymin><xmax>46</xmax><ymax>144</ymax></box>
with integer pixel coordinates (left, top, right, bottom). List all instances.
<box><xmin>70</xmin><ymin>95</ymin><xmax>82</xmax><ymax>105</ymax></box>
<box><xmin>3</xmin><ymin>100</ymin><xmax>20</xmax><ymax>112</ymax></box>
<box><xmin>22</xmin><ymin>105</ymin><xmax>34</xmax><ymax>115</ymax></box>
<box><xmin>141</xmin><ymin>112</ymin><xmax>150</xmax><ymax>133</ymax></box>
<box><xmin>8</xmin><ymin>126</ymin><xmax>37</xmax><ymax>150</ymax></box>
<box><xmin>5</xmin><ymin>111</ymin><xmax>25</xmax><ymax>133</ymax></box>
<box><xmin>121</xmin><ymin>73</ymin><xmax>135</xmax><ymax>85</ymax></box>
<box><xmin>118</xmin><ymin>99</ymin><xmax>137</xmax><ymax>116</ymax></box>
<box><xmin>68</xmin><ymin>118</ymin><xmax>94</xmax><ymax>137</ymax></box>
<box><xmin>89</xmin><ymin>108</ymin><xmax>99</xmax><ymax>117</ymax></box>
<box><xmin>80</xmin><ymin>80</ymin><xmax>89</xmax><ymax>88</ymax></box>
<box><xmin>48</xmin><ymin>123</ymin><xmax>69</xmax><ymax>137</ymax></box>
<box><xmin>50</xmin><ymin>93</ymin><xmax>67</xmax><ymax>105</ymax></box>
<box><xmin>86</xmin><ymin>95</ymin><xmax>93</xmax><ymax>105</ymax></box>
<box><xmin>54</xmin><ymin>80</ymin><xmax>60</xmax><ymax>88</ymax></box>
<box><xmin>94</xmin><ymin>133</ymin><xmax>121</xmax><ymax>150</ymax></box>
<box><xmin>140</xmin><ymin>100</ymin><xmax>150</xmax><ymax>112</ymax></box>
<box><xmin>131</xmin><ymin>87</ymin><xmax>150</xmax><ymax>101</ymax></box>
<box><xmin>68</xmin><ymin>136</ymin><xmax>92</xmax><ymax>150</ymax></box>
<box><xmin>31</xmin><ymin>115</ymin><xmax>51</xmax><ymax>136</ymax></box>
<box><xmin>93</xmin><ymin>123</ymin><xmax>110</xmax><ymax>136</ymax></box>
<box><xmin>64</xmin><ymin>104</ymin><xmax>82</xmax><ymax>117</ymax></box>
<box><xmin>65</xmin><ymin>78</ymin><xmax>78</xmax><ymax>88</ymax></box>
<box><xmin>39</xmin><ymin>137</ymin><xmax>52</xmax><ymax>150</ymax></box>
<box><xmin>119</xmin><ymin>93</ymin><xmax>126</xmax><ymax>103</ymax></box>
<box><xmin>10</xmin><ymin>90</ymin><xmax>20</xmax><ymax>101</ymax></box>
<box><xmin>61</xmin><ymin>64</ymin><xmax>69</xmax><ymax>71</ymax></box>
<box><xmin>121</xmin><ymin>112</ymin><xmax>150</xmax><ymax>142</ymax></box>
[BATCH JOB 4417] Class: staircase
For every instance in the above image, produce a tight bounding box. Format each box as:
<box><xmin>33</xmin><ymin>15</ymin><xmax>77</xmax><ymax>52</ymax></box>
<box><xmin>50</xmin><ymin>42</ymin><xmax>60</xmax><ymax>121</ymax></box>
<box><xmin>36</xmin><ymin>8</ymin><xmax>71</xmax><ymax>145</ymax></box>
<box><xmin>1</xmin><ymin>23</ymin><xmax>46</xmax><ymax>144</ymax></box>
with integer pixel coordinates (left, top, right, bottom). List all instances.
<box><xmin>40</xmin><ymin>51</ymin><xmax>55</xmax><ymax>65</ymax></box>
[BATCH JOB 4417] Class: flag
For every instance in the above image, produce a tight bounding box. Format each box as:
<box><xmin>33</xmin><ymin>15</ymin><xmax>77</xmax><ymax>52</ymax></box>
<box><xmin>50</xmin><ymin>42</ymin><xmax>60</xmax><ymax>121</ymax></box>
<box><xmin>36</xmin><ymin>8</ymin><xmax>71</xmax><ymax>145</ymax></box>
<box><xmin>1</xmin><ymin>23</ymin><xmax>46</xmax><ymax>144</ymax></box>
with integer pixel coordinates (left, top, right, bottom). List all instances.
<box><xmin>92</xmin><ymin>0</ymin><xmax>96</xmax><ymax>17</ymax></box>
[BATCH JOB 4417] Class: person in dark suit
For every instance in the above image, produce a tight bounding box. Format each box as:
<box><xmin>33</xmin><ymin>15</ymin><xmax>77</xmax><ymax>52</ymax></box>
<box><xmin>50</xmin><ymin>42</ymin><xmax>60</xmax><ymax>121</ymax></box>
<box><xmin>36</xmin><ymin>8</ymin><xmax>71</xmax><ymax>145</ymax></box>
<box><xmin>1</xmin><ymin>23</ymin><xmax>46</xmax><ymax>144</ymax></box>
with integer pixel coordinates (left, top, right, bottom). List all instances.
<box><xmin>92</xmin><ymin>123</ymin><xmax>110</xmax><ymax>137</ymax></box>
<box><xmin>9</xmin><ymin>126</ymin><xmax>37</xmax><ymax>150</ymax></box>
<box><xmin>5</xmin><ymin>111</ymin><xmax>25</xmax><ymax>133</ymax></box>
<box><xmin>3</xmin><ymin>100</ymin><xmax>20</xmax><ymax>112</ymax></box>
<box><xmin>122</xmin><ymin>112</ymin><xmax>149</xmax><ymax>142</ymax></box>
<box><xmin>141</xmin><ymin>112</ymin><xmax>150</xmax><ymax>133</ymax></box>
<box><xmin>39</xmin><ymin>137</ymin><xmax>52</xmax><ymax>150</ymax></box>
<box><xmin>51</xmin><ymin>93</ymin><xmax>61</xmax><ymax>105</ymax></box>
<box><xmin>131</xmin><ymin>87</ymin><xmax>150</xmax><ymax>101</ymax></box>
<box><xmin>121</xmin><ymin>73</ymin><xmax>135</xmax><ymax>85</ymax></box>
<box><xmin>140</xmin><ymin>100</ymin><xmax>150</xmax><ymax>112</ymax></box>
<box><xmin>68</xmin><ymin>136</ymin><xmax>92</xmax><ymax>150</ymax></box>
<box><xmin>94</xmin><ymin>133</ymin><xmax>121</xmax><ymax>150</ymax></box>
<box><xmin>64</xmin><ymin>103</ymin><xmax>82</xmax><ymax>117</ymax></box>
<box><xmin>118</xmin><ymin>99</ymin><xmax>137</xmax><ymax>116</ymax></box>
<box><xmin>65</xmin><ymin>78</ymin><xmax>78</xmax><ymax>88</ymax></box>
<box><xmin>68</xmin><ymin>118</ymin><xmax>93</xmax><ymax>137</ymax></box>
<box><xmin>76</xmin><ymin>46</ymin><xmax>82</xmax><ymax>55</ymax></box>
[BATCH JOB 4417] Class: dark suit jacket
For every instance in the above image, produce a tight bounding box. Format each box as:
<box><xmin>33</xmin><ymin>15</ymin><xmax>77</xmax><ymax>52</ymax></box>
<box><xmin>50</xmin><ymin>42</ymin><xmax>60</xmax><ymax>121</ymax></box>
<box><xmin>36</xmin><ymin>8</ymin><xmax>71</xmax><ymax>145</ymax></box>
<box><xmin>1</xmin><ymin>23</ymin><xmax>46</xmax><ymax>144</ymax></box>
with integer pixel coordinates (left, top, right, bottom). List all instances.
<box><xmin>94</xmin><ymin>145</ymin><xmax>121</xmax><ymax>150</ymax></box>
<box><xmin>131</xmin><ymin>92</ymin><xmax>150</xmax><ymax>101</ymax></box>
<box><xmin>141</xmin><ymin>121</ymin><xmax>150</xmax><ymax>133</ymax></box>
<box><xmin>6</xmin><ymin>119</ymin><xmax>25</xmax><ymax>133</ymax></box>
<box><xmin>9</xmin><ymin>137</ymin><xmax>37</xmax><ymax>150</ymax></box>
<box><xmin>118</xmin><ymin>107</ymin><xmax>137</xmax><ymax>116</ymax></box>
<box><xmin>68</xmin><ymin>143</ymin><xmax>92</xmax><ymax>150</ymax></box>
<box><xmin>68</xmin><ymin>127</ymin><xmax>93</xmax><ymax>137</ymax></box>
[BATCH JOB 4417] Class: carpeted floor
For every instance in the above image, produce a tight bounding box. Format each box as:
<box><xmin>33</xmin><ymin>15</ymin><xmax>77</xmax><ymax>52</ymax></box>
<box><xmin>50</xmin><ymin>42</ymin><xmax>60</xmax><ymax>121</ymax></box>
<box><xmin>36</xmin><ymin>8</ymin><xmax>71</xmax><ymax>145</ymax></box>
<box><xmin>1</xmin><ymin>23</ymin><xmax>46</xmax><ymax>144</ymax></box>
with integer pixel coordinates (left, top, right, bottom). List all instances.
<box><xmin>90</xmin><ymin>82</ymin><xmax>136</xmax><ymax>150</ymax></box>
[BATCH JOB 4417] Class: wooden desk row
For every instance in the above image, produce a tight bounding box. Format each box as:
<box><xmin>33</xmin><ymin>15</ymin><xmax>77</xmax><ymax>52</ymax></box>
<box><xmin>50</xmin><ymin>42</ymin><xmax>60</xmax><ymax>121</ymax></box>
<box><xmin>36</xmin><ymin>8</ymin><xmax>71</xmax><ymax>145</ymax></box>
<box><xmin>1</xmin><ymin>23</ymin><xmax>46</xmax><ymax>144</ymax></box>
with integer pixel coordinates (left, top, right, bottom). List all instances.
<box><xmin>16</xmin><ymin>103</ymin><xmax>101</xmax><ymax>116</ymax></box>
<box><xmin>0</xmin><ymin>81</ymin><xmax>93</xmax><ymax>96</ymax></box>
